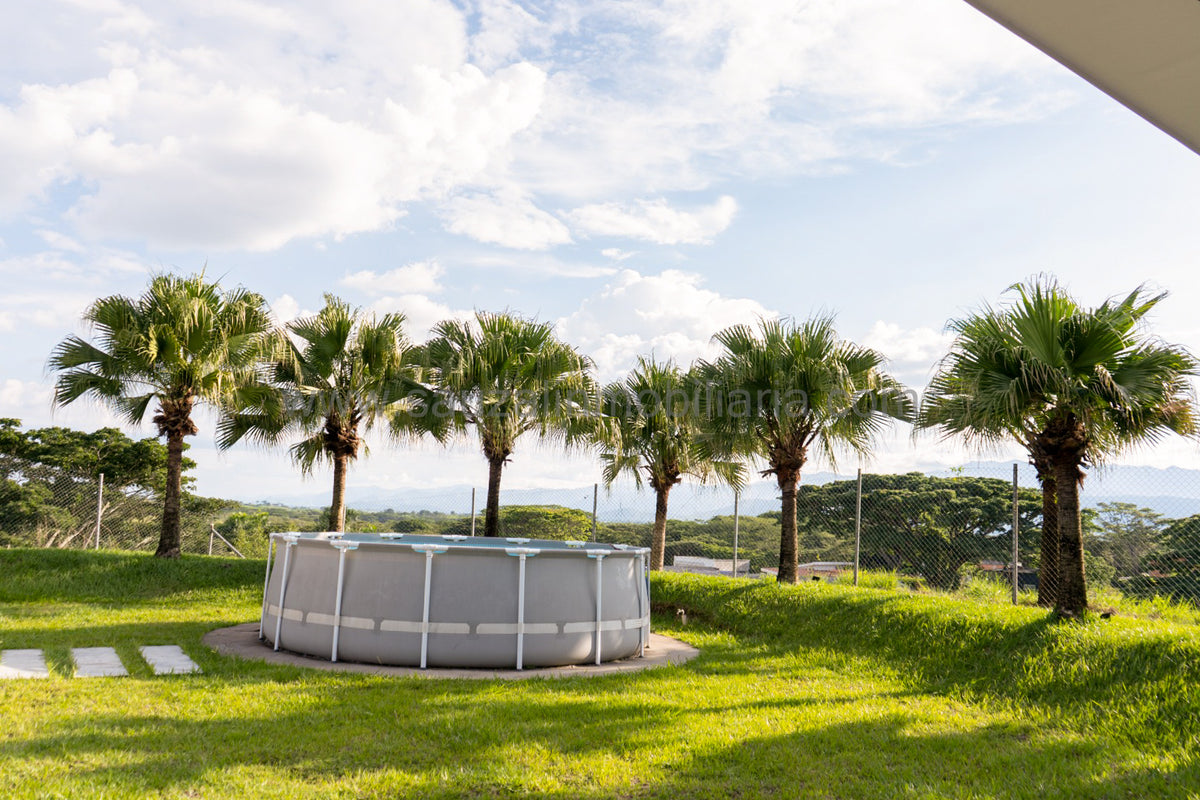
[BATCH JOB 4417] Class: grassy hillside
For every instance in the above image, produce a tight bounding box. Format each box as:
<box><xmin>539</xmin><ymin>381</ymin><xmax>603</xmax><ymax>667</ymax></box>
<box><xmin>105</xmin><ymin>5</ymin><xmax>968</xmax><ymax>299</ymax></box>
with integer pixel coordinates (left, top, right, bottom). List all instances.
<box><xmin>1</xmin><ymin>549</ymin><xmax>1197</xmax><ymax>798</ymax></box>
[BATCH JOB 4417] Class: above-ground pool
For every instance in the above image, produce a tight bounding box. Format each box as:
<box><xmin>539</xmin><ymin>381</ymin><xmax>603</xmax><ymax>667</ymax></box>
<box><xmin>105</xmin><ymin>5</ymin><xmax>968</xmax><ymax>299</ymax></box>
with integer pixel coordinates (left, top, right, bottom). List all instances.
<box><xmin>260</xmin><ymin>532</ymin><xmax>651</xmax><ymax>670</ymax></box>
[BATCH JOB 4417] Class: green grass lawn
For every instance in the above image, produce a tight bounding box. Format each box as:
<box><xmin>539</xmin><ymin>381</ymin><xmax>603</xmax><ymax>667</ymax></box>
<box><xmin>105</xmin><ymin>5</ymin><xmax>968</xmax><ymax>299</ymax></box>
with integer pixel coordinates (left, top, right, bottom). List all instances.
<box><xmin>2</xmin><ymin>549</ymin><xmax>1198</xmax><ymax>799</ymax></box>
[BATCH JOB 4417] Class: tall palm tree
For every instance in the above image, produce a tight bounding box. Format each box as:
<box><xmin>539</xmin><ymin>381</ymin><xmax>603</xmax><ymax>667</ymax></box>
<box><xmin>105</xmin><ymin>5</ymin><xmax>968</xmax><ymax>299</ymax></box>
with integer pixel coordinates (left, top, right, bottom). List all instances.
<box><xmin>217</xmin><ymin>295</ymin><xmax>425</xmax><ymax>532</ymax></box>
<box><xmin>918</xmin><ymin>306</ymin><xmax>1063</xmax><ymax>606</ymax></box>
<box><xmin>420</xmin><ymin>311</ymin><xmax>596</xmax><ymax>537</ymax></box>
<box><xmin>596</xmin><ymin>358</ymin><xmax>746</xmax><ymax>570</ymax></box>
<box><xmin>698</xmin><ymin>317</ymin><xmax>912</xmax><ymax>583</ymax></box>
<box><xmin>921</xmin><ymin>279</ymin><xmax>1198</xmax><ymax>616</ymax></box>
<box><xmin>49</xmin><ymin>272</ymin><xmax>271</xmax><ymax>557</ymax></box>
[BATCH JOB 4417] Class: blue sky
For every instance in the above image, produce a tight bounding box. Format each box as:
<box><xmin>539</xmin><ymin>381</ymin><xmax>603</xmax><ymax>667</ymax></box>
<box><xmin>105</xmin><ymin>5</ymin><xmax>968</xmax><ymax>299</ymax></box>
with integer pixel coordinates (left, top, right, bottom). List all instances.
<box><xmin>3</xmin><ymin>0</ymin><xmax>1200</xmax><ymax>502</ymax></box>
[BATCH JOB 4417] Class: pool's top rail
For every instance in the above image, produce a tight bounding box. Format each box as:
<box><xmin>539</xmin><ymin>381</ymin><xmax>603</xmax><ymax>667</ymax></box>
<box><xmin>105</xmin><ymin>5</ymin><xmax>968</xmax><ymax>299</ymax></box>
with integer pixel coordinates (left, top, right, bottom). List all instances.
<box><xmin>268</xmin><ymin>531</ymin><xmax>650</xmax><ymax>557</ymax></box>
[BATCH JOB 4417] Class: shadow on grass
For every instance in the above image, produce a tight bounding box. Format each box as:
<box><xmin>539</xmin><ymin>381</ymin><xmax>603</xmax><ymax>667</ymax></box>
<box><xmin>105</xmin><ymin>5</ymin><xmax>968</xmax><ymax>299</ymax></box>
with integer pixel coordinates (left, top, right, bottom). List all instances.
<box><xmin>631</xmin><ymin>716</ymin><xmax>1200</xmax><ymax>800</ymax></box>
<box><xmin>5</xmin><ymin>681</ymin><xmax>1197</xmax><ymax>799</ymax></box>
<box><xmin>653</xmin><ymin>575</ymin><xmax>1200</xmax><ymax>750</ymax></box>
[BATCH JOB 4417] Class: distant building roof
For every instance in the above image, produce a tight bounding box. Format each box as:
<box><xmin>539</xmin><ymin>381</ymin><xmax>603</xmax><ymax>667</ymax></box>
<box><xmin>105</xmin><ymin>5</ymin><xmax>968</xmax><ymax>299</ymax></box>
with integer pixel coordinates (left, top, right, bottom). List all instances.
<box><xmin>669</xmin><ymin>555</ymin><xmax>750</xmax><ymax>577</ymax></box>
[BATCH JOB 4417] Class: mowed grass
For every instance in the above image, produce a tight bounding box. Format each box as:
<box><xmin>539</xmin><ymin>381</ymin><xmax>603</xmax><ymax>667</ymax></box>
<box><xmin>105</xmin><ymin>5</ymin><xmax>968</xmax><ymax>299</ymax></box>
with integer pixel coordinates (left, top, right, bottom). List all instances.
<box><xmin>1</xmin><ymin>549</ymin><xmax>1198</xmax><ymax>799</ymax></box>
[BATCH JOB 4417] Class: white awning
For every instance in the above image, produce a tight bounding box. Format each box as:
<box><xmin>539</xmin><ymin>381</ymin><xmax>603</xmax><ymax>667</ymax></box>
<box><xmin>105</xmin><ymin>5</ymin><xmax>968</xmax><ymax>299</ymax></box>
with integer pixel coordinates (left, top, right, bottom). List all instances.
<box><xmin>961</xmin><ymin>0</ymin><xmax>1200</xmax><ymax>155</ymax></box>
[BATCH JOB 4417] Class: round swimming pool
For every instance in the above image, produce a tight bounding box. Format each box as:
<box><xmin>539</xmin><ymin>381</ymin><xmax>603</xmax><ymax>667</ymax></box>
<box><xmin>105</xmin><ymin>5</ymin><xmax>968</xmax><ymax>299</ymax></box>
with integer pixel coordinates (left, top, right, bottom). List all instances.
<box><xmin>259</xmin><ymin>532</ymin><xmax>651</xmax><ymax>670</ymax></box>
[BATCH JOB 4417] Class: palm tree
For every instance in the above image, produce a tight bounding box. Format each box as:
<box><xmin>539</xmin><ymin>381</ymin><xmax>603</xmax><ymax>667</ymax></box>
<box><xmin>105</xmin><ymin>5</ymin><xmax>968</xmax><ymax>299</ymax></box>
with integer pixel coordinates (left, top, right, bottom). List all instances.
<box><xmin>596</xmin><ymin>358</ymin><xmax>746</xmax><ymax>570</ymax></box>
<box><xmin>420</xmin><ymin>311</ymin><xmax>596</xmax><ymax>537</ymax></box>
<box><xmin>920</xmin><ymin>279</ymin><xmax>1198</xmax><ymax>616</ymax></box>
<box><xmin>217</xmin><ymin>295</ymin><xmax>425</xmax><ymax>532</ymax></box>
<box><xmin>918</xmin><ymin>305</ymin><xmax>1063</xmax><ymax>606</ymax></box>
<box><xmin>698</xmin><ymin>317</ymin><xmax>912</xmax><ymax>583</ymax></box>
<box><xmin>49</xmin><ymin>273</ymin><xmax>272</xmax><ymax>557</ymax></box>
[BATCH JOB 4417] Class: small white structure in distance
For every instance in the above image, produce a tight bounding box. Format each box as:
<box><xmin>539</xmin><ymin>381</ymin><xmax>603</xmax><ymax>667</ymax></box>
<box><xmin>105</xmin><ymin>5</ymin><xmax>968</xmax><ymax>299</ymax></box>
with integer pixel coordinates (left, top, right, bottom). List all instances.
<box><xmin>668</xmin><ymin>555</ymin><xmax>751</xmax><ymax>577</ymax></box>
<box><xmin>760</xmin><ymin>562</ymin><xmax>853</xmax><ymax>582</ymax></box>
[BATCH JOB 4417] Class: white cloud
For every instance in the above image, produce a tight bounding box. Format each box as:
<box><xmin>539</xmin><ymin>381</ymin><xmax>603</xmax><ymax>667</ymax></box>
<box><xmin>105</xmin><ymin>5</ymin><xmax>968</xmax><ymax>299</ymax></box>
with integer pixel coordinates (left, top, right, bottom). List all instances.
<box><xmin>0</xmin><ymin>0</ymin><xmax>1073</xmax><ymax>255</ymax></box>
<box><xmin>460</xmin><ymin>253</ymin><xmax>618</xmax><ymax>279</ymax></box>
<box><xmin>441</xmin><ymin>190</ymin><xmax>572</xmax><ymax>249</ymax></box>
<box><xmin>557</xmin><ymin>268</ymin><xmax>775</xmax><ymax>379</ymax></box>
<box><xmin>35</xmin><ymin>229</ymin><xmax>87</xmax><ymax>253</ymax></box>
<box><xmin>0</xmin><ymin>286</ymin><xmax>95</xmax><ymax>331</ymax></box>
<box><xmin>0</xmin><ymin>247</ymin><xmax>147</xmax><ymax>284</ymax></box>
<box><xmin>506</xmin><ymin>0</ymin><xmax>1069</xmax><ymax>201</ymax></box>
<box><xmin>268</xmin><ymin>293</ymin><xmax>300</xmax><ymax>324</ymax></box>
<box><xmin>859</xmin><ymin>321</ymin><xmax>956</xmax><ymax>389</ymax></box>
<box><xmin>601</xmin><ymin>248</ymin><xmax>637</xmax><ymax>261</ymax></box>
<box><xmin>862</xmin><ymin>321</ymin><xmax>955</xmax><ymax>365</ymax></box>
<box><xmin>652</xmin><ymin>0</ymin><xmax>1051</xmax><ymax>124</ymax></box>
<box><xmin>468</xmin><ymin>0</ymin><xmax>556</xmax><ymax>71</ymax></box>
<box><xmin>567</xmin><ymin>196</ymin><xmax>738</xmax><ymax>245</ymax></box>
<box><xmin>367</xmin><ymin>293</ymin><xmax>471</xmax><ymax>341</ymax></box>
<box><xmin>0</xmin><ymin>377</ymin><xmax>124</xmax><ymax>432</ymax></box>
<box><xmin>341</xmin><ymin>261</ymin><xmax>444</xmax><ymax>296</ymax></box>
<box><xmin>0</xmin><ymin>4</ymin><xmax>548</xmax><ymax>250</ymax></box>
<box><xmin>0</xmin><ymin>379</ymin><xmax>54</xmax><ymax>416</ymax></box>
<box><xmin>67</xmin><ymin>86</ymin><xmax>407</xmax><ymax>251</ymax></box>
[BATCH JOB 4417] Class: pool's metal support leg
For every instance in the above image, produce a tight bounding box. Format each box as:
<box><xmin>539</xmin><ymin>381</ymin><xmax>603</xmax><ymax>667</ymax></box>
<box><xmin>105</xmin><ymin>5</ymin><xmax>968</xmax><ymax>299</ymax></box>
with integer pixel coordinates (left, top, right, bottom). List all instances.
<box><xmin>637</xmin><ymin>552</ymin><xmax>647</xmax><ymax>657</ymax></box>
<box><xmin>330</xmin><ymin>541</ymin><xmax>357</xmax><ymax>663</ymax></box>
<box><xmin>505</xmin><ymin>546</ymin><xmax>537</xmax><ymax>671</ymax></box>
<box><xmin>272</xmin><ymin>536</ymin><xmax>297</xmax><ymax>652</ymax></box>
<box><xmin>516</xmin><ymin>553</ymin><xmax>527</xmax><ymax>670</ymax></box>
<box><xmin>259</xmin><ymin>535</ymin><xmax>275</xmax><ymax>640</ymax></box>
<box><xmin>421</xmin><ymin>550</ymin><xmax>434</xmax><ymax>669</ymax></box>
<box><xmin>590</xmin><ymin>552</ymin><xmax>607</xmax><ymax>665</ymax></box>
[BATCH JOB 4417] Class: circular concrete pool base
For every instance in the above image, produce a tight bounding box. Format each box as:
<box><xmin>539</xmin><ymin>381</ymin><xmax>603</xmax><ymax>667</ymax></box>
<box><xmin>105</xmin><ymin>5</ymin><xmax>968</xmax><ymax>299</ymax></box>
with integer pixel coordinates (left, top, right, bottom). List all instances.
<box><xmin>204</xmin><ymin>622</ymin><xmax>698</xmax><ymax>680</ymax></box>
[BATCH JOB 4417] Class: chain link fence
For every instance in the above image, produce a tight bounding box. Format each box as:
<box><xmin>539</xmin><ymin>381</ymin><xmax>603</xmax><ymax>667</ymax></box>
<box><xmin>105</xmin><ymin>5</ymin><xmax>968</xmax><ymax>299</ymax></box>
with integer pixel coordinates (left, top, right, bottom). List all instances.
<box><xmin>0</xmin><ymin>454</ymin><xmax>239</xmax><ymax>555</ymax></box>
<box><xmin>4</xmin><ymin>451</ymin><xmax>1199</xmax><ymax>621</ymax></box>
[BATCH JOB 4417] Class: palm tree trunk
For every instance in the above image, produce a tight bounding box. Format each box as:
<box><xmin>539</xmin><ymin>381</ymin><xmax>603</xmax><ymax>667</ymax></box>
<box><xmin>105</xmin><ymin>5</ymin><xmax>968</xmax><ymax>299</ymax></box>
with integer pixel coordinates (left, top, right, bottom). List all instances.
<box><xmin>776</xmin><ymin>466</ymin><xmax>800</xmax><ymax>584</ymax></box>
<box><xmin>650</xmin><ymin>484</ymin><xmax>671</xmax><ymax>570</ymax></box>
<box><xmin>156</xmin><ymin>430</ymin><xmax>185</xmax><ymax>558</ymax></box>
<box><xmin>330</xmin><ymin>453</ymin><xmax>348</xmax><ymax>532</ymax></box>
<box><xmin>484</xmin><ymin>455</ymin><xmax>505</xmax><ymax>537</ymax></box>
<box><xmin>1053</xmin><ymin>457</ymin><xmax>1088</xmax><ymax>616</ymax></box>
<box><xmin>1037</xmin><ymin>475</ymin><xmax>1059</xmax><ymax>607</ymax></box>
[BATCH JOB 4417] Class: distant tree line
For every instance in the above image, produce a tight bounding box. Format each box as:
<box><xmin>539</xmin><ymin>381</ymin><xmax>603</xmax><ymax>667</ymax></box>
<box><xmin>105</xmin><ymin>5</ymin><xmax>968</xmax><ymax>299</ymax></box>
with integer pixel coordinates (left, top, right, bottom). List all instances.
<box><xmin>2</xmin><ymin>417</ymin><xmax>1197</xmax><ymax>605</ymax></box>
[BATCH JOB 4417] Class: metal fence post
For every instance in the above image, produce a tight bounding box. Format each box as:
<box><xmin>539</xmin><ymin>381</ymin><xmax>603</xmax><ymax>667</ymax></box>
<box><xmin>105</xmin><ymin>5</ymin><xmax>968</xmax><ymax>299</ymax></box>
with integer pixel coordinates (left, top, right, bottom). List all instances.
<box><xmin>854</xmin><ymin>468</ymin><xmax>862</xmax><ymax>586</ymax></box>
<box><xmin>470</xmin><ymin>488</ymin><xmax>476</xmax><ymax>536</ymax></box>
<box><xmin>94</xmin><ymin>473</ymin><xmax>104</xmax><ymax>550</ymax></box>
<box><xmin>591</xmin><ymin>482</ymin><xmax>598</xmax><ymax>541</ymax></box>
<box><xmin>1012</xmin><ymin>463</ymin><xmax>1019</xmax><ymax>604</ymax></box>
<box><xmin>732</xmin><ymin>490</ymin><xmax>740</xmax><ymax>578</ymax></box>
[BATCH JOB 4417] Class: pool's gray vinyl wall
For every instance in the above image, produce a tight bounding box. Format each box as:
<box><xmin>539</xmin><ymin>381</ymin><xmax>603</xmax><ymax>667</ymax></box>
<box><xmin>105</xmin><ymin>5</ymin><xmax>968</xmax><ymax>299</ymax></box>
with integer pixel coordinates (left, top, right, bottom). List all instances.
<box><xmin>260</xmin><ymin>533</ymin><xmax>650</xmax><ymax>669</ymax></box>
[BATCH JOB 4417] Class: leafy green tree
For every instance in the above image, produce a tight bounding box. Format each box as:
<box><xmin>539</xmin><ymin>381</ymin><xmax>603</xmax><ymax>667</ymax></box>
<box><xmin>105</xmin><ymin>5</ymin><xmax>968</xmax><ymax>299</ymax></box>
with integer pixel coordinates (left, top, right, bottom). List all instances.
<box><xmin>920</xmin><ymin>279</ymin><xmax>1198</xmax><ymax>616</ymax></box>
<box><xmin>214</xmin><ymin>510</ymin><xmax>271</xmax><ymax>558</ymax></box>
<box><xmin>1085</xmin><ymin>502</ymin><xmax>1167</xmax><ymax>579</ymax></box>
<box><xmin>0</xmin><ymin>479</ymin><xmax>73</xmax><ymax>546</ymax></box>
<box><xmin>391</xmin><ymin>516</ymin><xmax>436</xmax><ymax>534</ymax></box>
<box><xmin>499</xmin><ymin>505</ymin><xmax>593</xmax><ymax>541</ymax></box>
<box><xmin>1137</xmin><ymin>514</ymin><xmax>1200</xmax><ymax>601</ymax></box>
<box><xmin>595</xmin><ymin>359</ymin><xmax>746</xmax><ymax>569</ymax></box>
<box><xmin>698</xmin><ymin>317</ymin><xmax>912</xmax><ymax>583</ymax></box>
<box><xmin>419</xmin><ymin>311</ymin><xmax>596</xmax><ymax>537</ymax></box>
<box><xmin>799</xmin><ymin>474</ymin><xmax>1042</xmax><ymax>590</ymax></box>
<box><xmin>0</xmin><ymin>419</ymin><xmax>194</xmax><ymax>493</ymax></box>
<box><xmin>49</xmin><ymin>273</ymin><xmax>272</xmax><ymax>557</ymax></box>
<box><xmin>218</xmin><ymin>295</ymin><xmax>424</xmax><ymax>531</ymax></box>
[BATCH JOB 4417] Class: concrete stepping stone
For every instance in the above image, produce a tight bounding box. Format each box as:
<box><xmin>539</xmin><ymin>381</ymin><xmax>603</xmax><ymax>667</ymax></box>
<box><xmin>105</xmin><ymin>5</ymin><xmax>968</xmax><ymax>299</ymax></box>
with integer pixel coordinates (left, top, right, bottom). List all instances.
<box><xmin>139</xmin><ymin>645</ymin><xmax>201</xmax><ymax>675</ymax></box>
<box><xmin>1</xmin><ymin>649</ymin><xmax>50</xmax><ymax>679</ymax></box>
<box><xmin>71</xmin><ymin>647</ymin><xmax>128</xmax><ymax>677</ymax></box>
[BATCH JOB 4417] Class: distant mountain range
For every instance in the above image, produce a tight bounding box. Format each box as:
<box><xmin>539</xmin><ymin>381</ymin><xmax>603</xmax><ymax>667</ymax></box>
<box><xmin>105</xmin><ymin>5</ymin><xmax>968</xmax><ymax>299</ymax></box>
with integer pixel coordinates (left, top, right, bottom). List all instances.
<box><xmin>241</xmin><ymin>461</ymin><xmax>1200</xmax><ymax>522</ymax></box>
